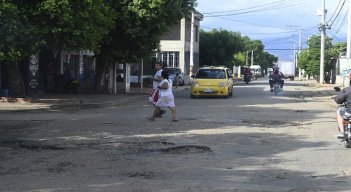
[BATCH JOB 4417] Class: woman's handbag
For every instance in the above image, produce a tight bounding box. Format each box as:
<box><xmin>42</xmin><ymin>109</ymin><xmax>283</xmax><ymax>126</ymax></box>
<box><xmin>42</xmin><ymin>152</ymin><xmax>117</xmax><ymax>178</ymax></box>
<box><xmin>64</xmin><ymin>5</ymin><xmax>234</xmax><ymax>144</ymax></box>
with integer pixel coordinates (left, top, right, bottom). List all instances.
<box><xmin>148</xmin><ymin>88</ymin><xmax>159</xmax><ymax>105</ymax></box>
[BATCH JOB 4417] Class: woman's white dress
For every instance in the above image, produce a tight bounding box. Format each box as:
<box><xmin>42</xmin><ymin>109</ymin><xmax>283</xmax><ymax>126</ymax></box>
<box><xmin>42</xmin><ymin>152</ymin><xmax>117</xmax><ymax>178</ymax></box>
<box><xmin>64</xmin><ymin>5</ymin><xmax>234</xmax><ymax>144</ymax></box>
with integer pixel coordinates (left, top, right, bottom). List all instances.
<box><xmin>156</xmin><ymin>79</ymin><xmax>175</xmax><ymax>107</ymax></box>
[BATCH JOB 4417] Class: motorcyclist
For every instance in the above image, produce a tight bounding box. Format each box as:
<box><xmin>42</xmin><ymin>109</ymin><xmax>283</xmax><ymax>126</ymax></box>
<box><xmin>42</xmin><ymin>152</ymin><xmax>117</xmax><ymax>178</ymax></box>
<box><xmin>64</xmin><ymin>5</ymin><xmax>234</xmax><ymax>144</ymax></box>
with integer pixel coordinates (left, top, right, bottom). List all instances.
<box><xmin>243</xmin><ymin>68</ymin><xmax>252</xmax><ymax>77</ymax></box>
<box><xmin>269</xmin><ymin>66</ymin><xmax>284</xmax><ymax>92</ymax></box>
<box><xmin>243</xmin><ymin>67</ymin><xmax>252</xmax><ymax>82</ymax></box>
<box><xmin>334</xmin><ymin>86</ymin><xmax>351</xmax><ymax>138</ymax></box>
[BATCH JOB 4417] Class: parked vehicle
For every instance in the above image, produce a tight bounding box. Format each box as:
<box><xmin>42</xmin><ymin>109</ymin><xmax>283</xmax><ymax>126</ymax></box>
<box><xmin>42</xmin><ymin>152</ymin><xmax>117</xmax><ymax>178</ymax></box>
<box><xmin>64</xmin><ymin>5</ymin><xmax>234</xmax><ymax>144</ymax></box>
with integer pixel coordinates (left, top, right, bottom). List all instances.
<box><xmin>277</xmin><ymin>61</ymin><xmax>295</xmax><ymax>80</ymax></box>
<box><xmin>164</xmin><ymin>67</ymin><xmax>184</xmax><ymax>86</ymax></box>
<box><xmin>191</xmin><ymin>66</ymin><xmax>234</xmax><ymax>98</ymax></box>
<box><xmin>250</xmin><ymin>65</ymin><xmax>261</xmax><ymax>77</ymax></box>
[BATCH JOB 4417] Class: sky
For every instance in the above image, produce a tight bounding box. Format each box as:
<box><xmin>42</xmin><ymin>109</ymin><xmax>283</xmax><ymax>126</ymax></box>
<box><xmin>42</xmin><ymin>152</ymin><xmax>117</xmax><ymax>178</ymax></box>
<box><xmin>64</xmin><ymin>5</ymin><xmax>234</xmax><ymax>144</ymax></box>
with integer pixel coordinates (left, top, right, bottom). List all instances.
<box><xmin>195</xmin><ymin>0</ymin><xmax>348</xmax><ymax>61</ymax></box>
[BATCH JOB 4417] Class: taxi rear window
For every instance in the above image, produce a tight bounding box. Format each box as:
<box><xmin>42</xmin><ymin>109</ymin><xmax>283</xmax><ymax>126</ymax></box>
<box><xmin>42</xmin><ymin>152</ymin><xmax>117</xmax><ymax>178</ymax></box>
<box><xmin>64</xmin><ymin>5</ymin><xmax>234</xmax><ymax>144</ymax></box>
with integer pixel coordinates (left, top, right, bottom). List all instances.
<box><xmin>195</xmin><ymin>69</ymin><xmax>226</xmax><ymax>79</ymax></box>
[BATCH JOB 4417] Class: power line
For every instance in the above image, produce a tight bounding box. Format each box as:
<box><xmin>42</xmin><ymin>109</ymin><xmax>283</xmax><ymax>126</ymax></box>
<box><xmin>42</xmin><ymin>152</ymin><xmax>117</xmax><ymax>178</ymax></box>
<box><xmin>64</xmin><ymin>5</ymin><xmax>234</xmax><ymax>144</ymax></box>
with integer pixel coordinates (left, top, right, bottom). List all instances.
<box><xmin>328</xmin><ymin>0</ymin><xmax>346</xmax><ymax>28</ymax></box>
<box><xmin>330</xmin><ymin>9</ymin><xmax>348</xmax><ymax>39</ymax></box>
<box><xmin>265</xmin><ymin>48</ymin><xmax>300</xmax><ymax>50</ymax></box>
<box><xmin>205</xmin><ymin>1</ymin><xmax>303</xmax><ymax>17</ymax></box>
<box><xmin>202</xmin><ymin>0</ymin><xmax>291</xmax><ymax>14</ymax></box>
<box><xmin>327</xmin><ymin>0</ymin><xmax>344</xmax><ymax>23</ymax></box>
<box><xmin>215</xmin><ymin>16</ymin><xmax>299</xmax><ymax>30</ymax></box>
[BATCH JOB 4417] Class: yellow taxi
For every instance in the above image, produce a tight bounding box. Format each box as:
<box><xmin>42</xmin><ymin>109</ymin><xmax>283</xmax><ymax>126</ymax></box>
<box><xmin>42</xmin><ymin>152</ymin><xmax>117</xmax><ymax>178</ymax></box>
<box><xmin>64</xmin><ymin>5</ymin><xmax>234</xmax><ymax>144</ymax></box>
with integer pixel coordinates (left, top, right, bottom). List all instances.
<box><xmin>191</xmin><ymin>66</ymin><xmax>234</xmax><ymax>98</ymax></box>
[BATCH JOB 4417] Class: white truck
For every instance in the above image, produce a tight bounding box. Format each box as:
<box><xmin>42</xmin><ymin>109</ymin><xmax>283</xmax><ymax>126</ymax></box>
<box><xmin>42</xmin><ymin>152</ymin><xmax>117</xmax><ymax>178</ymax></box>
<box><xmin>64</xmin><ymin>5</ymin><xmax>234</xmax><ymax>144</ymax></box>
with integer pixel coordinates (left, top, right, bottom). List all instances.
<box><xmin>250</xmin><ymin>65</ymin><xmax>262</xmax><ymax>77</ymax></box>
<box><xmin>277</xmin><ymin>61</ymin><xmax>295</xmax><ymax>80</ymax></box>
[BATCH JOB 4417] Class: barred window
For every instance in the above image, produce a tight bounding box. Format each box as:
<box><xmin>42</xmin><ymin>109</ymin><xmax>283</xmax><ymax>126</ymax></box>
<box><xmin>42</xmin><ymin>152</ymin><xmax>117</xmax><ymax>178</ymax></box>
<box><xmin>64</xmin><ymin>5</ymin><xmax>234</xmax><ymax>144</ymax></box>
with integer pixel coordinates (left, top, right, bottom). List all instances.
<box><xmin>152</xmin><ymin>52</ymin><xmax>179</xmax><ymax>67</ymax></box>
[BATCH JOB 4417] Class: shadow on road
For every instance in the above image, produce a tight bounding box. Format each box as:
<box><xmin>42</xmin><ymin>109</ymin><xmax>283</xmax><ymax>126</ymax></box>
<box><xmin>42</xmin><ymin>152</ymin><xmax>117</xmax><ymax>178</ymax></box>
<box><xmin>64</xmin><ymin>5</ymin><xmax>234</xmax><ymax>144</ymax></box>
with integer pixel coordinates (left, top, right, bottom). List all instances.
<box><xmin>0</xmin><ymin>79</ymin><xmax>347</xmax><ymax>191</ymax></box>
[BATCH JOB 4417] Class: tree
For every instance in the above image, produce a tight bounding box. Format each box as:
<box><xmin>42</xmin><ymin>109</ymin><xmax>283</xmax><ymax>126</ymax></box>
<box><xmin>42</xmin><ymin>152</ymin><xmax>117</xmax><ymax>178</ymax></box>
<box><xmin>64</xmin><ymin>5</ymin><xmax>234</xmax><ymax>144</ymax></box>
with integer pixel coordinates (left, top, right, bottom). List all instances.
<box><xmin>199</xmin><ymin>29</ymin><xmax>244</xmax><ymax>67</ymax></box>
<box><xmin>200</xmin><ymin>29</ymin><xmax>277</xmax><ymax>69</ymax></box>
<box><xmin>0</xmin><ymin>1</ymin><xmax>41</xmax><ymax>96</ymax></box>
<box><xmin>233</xmin><ymin>52</ymin><xmax>246</xmax><ymax>66</ymax></box>
<box><xmin>259</xmin><ymin>52</ymin><xmax>278</xmax><ymax>70</ymax></box>
<box><xmin>298</xmin><ymin>35</ymin><xmax>340</xmax><ymax>77</ymax></box>
<box><xmin>0</xmin><ymin>0</ymin><xmax>115</xmax><ymax>96</ymax></box>
<box><xmin>35</xmin><ymin>0</ymin><xmax>115</xmax><ymax>52</ymax></box>
<box><xmin>98</xmin><ymin>0</ymin><xmax>196</xmax><ymax>63</ymax></box>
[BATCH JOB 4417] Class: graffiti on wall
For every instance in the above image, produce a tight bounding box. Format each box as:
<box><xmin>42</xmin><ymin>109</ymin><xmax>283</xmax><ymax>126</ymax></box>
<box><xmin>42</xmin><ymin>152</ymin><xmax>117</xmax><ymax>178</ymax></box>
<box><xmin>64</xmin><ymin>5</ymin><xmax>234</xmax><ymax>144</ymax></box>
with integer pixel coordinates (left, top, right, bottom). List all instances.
<box><xmin>339</xmin><ymin>58</ymin><xmax>351</xmax><ymax>77</ymax></box>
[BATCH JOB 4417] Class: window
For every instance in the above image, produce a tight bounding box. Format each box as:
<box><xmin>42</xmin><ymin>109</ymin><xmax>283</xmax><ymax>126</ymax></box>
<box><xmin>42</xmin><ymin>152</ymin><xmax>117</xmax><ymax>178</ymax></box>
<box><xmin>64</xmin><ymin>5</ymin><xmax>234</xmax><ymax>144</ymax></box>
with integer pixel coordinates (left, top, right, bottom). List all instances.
<box><xmin>65</xmin><ymin>55</ymin><xmax>79</xmax><ymax>79</ymax></box>
<box><xmin>152</xmin><ymin>52</ymin><xmax>179</xmax><ymax>67</ymax></box>
<box><xmin>195</xmin><ymin>69</ymin><xmax>226</xmax><ymax>79</ymax></box>
<box><xmin>194</xmin><ymin>25</ymin><xmax>198</xmax><ymax>42</ymax></box>
<box><xmin>83</xmin><ymin>56</ymin><xmax>95</xmax><ymax>82</ymax></box>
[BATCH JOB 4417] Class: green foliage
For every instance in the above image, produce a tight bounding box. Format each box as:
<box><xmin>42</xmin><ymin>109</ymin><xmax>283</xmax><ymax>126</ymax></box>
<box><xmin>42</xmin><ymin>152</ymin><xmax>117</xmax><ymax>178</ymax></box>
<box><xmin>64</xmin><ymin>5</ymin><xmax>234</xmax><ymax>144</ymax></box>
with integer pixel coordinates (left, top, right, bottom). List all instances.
<box><xmin>199</xmin><ymin>29</ymin><xmax>277</xmax><ymax>69</ymax></box>
<box><xmin>99</xmin><ymin>0</ymin><xmax>196</xmax><ymax>63</ymax></box>
<box><xmin>298</xmin><ymin>35</ymin><xmax>345</xmax><ymax>76</ymax></box>
<box><xmin>35</xmin><ymin>0</ymin><xmax>115</xmax><ymax>52</ymax></box>
<box><xmin>200</xmin><ymin>29</ymin><xmax>244</xmax><ymax>67</ymax></box>
<box><xmin>233</xmin><ymin>52</ymin><xmax>246</xmax><ymax>66</ymax></box>
<box><xmin>0</xmin><ymin>0</ymin><xmax>115</xmax><ymax>61</ymax></box>
<box><xmin>0</xmin><ymin>1</ymin><xmax>40</xmax><ymax>61</ymax></box>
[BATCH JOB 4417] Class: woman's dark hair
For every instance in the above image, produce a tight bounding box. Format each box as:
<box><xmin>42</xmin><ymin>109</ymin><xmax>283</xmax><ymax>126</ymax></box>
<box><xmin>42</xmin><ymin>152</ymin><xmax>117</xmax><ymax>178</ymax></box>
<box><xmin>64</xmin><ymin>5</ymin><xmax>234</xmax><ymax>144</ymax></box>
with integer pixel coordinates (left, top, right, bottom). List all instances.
<box><xmin>155</xmin><ymin>62</ymin><xmax>163</xmax><ymax>66</ymax></box>
<box><xmin>161</xmin><ymin>70</ymin><xmax>169</xmax><ymax>80</ymax></box>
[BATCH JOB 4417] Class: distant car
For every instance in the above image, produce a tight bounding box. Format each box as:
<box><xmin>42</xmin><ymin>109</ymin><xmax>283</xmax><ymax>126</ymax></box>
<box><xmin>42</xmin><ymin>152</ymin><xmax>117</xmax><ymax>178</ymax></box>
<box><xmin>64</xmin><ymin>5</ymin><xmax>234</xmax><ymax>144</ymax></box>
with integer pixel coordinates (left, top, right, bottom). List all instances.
<box><xmin>164</xmin><ymin>67</ymin><xmax>185</xmax><ymax>86</ymax></box>
<box><xmin>191</xmin><ymin>66</ymin><xmax>234</xmax><ymax>98</ymax></box>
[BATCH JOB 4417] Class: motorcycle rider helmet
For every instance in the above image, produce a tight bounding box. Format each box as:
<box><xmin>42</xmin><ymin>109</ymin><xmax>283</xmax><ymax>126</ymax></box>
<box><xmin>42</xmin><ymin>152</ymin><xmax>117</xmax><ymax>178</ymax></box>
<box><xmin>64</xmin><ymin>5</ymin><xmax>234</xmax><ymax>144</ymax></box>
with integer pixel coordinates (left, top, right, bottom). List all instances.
<box><xmin>272</xmin><ymin>66</ymin><xmax>279</xmax><ymax>73</ymax></box>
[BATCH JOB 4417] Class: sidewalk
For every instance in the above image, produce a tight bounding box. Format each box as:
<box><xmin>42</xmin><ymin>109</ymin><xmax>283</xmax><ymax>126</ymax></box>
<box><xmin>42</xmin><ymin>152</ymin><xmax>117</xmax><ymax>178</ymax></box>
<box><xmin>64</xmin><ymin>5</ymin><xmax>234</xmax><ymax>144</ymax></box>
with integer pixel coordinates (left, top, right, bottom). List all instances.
<box><xmin>0</xmin><ymin>88</ymin><xmax>149</xmax><ymax>111</ymax></box>
<box><xmin>302</xmin><ymin>79</ymin><xmax>342</xmax><ymax>90</ymax></box>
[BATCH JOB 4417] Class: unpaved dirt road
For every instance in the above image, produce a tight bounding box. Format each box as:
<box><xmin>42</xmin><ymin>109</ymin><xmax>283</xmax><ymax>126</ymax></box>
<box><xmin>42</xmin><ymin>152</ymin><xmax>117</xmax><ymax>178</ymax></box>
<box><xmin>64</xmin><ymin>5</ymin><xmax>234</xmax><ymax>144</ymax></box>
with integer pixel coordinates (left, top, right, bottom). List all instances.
<box><xmin>1</xmin><ymin>79</ymin><xmax>350</xmax><ymax>192</ymax></box>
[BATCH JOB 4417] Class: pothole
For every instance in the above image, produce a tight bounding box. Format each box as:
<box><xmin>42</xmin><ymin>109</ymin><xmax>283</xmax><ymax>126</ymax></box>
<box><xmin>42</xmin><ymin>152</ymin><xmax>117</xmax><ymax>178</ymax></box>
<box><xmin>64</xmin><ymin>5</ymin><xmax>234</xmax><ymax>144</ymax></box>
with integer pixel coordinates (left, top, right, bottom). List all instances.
<box><xmin>241</xmin><ymin>120</ymin><xmax>290</xmax><ymax>126</ymax></box>
<box><xmin>47</xmin><ymin>162</ymin><xmax>76</xmax><ymax>173</ymax></box>
<box><xmin>124</xmin><ymin>171</ymin><xmax>155</xmax><ymax>179</ymax></box>
<box><xmin>160</xmin><ymin>145</ymin><xmax>211</xmax><ymax>154</ymax></box>
<box><xmin>0</xmin><ymin>140</ymin><xmax>66</xmax><ymax>150</ymax></box>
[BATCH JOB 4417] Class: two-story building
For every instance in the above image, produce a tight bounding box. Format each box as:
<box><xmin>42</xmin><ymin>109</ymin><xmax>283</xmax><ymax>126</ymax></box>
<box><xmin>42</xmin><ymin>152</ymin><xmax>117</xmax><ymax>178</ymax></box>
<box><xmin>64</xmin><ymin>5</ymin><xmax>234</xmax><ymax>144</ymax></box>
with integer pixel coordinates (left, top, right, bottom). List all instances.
<box><xmin>154</xmin><ymin>10</ymin><xmax>203</xmax><ymax>79</ymax></box>
<box><xmin>116</xmin><ymin>10</ymin><xmax>203</xmax><ymax>93</ymax></box>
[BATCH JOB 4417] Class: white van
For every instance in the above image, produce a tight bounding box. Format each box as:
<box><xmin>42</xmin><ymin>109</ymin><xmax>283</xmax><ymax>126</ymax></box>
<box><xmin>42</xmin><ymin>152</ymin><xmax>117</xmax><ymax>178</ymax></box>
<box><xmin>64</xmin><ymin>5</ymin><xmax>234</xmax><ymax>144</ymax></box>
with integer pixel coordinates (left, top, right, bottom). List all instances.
<box><xmin>250</xmin><ymin>65</ymin><xmax>262</xmax><ymax>77</ymax></box>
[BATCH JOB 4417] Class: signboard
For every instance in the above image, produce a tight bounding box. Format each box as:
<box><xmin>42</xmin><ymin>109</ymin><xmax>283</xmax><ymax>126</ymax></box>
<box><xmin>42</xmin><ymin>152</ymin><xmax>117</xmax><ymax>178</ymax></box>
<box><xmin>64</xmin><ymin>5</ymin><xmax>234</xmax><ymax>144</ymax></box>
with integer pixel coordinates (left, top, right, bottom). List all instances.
<box><xmin>28</xmin><ymin>54</ymin><xmax>39</xmax><ymax>96</ymax></box>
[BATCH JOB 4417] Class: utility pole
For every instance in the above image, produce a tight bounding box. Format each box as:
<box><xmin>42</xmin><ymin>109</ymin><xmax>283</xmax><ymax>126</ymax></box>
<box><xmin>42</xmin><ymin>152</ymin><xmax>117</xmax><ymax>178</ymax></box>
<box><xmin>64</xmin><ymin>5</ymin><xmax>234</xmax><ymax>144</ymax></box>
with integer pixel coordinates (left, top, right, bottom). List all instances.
<box><xmin>251</xmin><ymin>50</ymin><xmax>254</xmax><ymax>66</ymax></box>
<box><xmin>246</xmin><ymin>51</ymin><xmax>248</xmax><ymax>66</ymax></box>
<box><xmin>190</xmin><ymin>11</ymin><xmax>195</xmax><ymax>76</ymax></box>
<box><xmin>298</xmin><ymin>27</ymin><xmax>302</xmax><ymax>79</ymax></box>
<box><xmin>347</xmin><ymin>0</ymin><xmax>351</xmax><ymax>58</ymax></box>
<box><xmin>319</xmin><ymin>0</ymin><xmax>326</xmax><ymax>84</ymax></box>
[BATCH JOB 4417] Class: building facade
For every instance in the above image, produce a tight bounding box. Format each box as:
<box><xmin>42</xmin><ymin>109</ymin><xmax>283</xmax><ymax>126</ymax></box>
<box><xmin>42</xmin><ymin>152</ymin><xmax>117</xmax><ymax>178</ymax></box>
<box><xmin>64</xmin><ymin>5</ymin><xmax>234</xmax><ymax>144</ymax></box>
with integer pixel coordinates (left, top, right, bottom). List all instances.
<box><xmin>153</xmin><ymin>11</ymin><xmax>203</xmax><ymax>83</ymax></box>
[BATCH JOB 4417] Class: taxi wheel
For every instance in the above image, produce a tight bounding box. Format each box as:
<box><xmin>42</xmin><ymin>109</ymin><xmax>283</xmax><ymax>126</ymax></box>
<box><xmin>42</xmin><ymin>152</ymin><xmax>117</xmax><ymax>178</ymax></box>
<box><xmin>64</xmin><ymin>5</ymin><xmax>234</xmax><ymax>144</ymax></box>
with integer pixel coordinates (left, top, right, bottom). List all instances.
<box><xmin>191</xmin><ymin>94</ymin><xmax>196</xmax><ymax>99</ymax></box>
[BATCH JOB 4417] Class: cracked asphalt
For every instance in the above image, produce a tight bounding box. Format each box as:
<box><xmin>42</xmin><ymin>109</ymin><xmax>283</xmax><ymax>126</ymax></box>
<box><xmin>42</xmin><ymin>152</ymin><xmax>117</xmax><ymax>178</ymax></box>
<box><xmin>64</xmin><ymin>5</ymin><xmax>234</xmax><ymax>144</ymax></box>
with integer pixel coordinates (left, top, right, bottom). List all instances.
<box><xmin>0</xmin><ymin>79</ymin><xmax>350</xmax><ymax>192</ymax></box>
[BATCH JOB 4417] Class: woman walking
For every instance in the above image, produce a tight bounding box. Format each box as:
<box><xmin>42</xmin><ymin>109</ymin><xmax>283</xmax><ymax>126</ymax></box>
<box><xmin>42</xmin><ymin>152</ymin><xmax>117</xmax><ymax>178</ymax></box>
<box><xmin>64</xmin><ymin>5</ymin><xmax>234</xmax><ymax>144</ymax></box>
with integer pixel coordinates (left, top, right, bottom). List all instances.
<box><xmin>147</xmin><ymin>70</ymin><xmax>178</xmax><ymax>122</ymax></box>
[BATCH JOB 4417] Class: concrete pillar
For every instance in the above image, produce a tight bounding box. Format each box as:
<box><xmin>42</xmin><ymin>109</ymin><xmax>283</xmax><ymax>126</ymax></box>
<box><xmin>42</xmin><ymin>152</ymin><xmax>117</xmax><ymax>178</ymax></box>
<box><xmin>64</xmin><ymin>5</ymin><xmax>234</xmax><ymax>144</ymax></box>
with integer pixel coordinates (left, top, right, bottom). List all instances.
<box><xmin>108</xmin><ymin>64</ymin><xmax>114</xmax><ymax>94</ymax></box>
<box><xmin>124</xmin><ymin>64</ymin><xmax>131</xmax><ymax>93</ymax></box>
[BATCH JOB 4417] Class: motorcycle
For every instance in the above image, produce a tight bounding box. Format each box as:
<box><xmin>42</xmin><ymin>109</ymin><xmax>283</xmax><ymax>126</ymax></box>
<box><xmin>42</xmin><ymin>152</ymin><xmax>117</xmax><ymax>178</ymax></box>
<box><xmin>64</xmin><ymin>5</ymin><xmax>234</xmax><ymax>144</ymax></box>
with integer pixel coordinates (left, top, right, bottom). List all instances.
<box><xmin>334</xmin><ymin>87</ymin><xmax>351</xmax><ymax>148</ymax></box>
<box><xmin>269</xmin><ymin>76</ymin><xmax>282</xmax><ymax>95</ymax></box>
<box><xmin>244</xmin><ymin>74</ymin><xmax>251</xmax><ymax>84</ymax></box>
<box><xmin>272</xmin><ymin>82</ymin><xmax>282</xmax><ymax>95</ymax></box>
